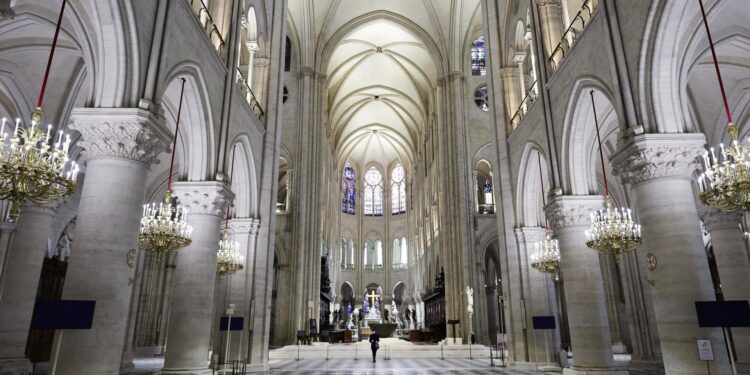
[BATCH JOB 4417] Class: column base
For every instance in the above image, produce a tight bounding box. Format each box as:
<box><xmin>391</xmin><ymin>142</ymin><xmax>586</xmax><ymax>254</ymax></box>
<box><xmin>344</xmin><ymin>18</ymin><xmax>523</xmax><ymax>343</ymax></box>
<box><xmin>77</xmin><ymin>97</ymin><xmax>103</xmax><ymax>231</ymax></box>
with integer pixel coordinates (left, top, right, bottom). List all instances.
<box><xmin>0</xmin><ymin>357</ymin><xmax>32</xmax><ymax>375</ymax></box>
<box><xmin>160</xmin><ymin>367</ymin><xmax>212</xmax><ymax>375</ymax></box>
<box><xmin>244</xmin><ymin>363</ymin><xmax>270</xmax><ymax>372</ymax></box>
<box><xmin>537</xmin><ymin>364</ymin><xmax>563</xmax><ymax>372</ymax></box>
<box><xmin>120</xmin><ymin>350</ymin><xmax>134</xmax><ymax>369</ymax></box>
<box><xmin>563</xmin><ymin>367</ymin><xmax>628</xmax><ymax>375</ymax></box>
<box><xmin>611</xmin><ymin>342</ymin><xmax>627</xmax><ymax>354</ymax></box>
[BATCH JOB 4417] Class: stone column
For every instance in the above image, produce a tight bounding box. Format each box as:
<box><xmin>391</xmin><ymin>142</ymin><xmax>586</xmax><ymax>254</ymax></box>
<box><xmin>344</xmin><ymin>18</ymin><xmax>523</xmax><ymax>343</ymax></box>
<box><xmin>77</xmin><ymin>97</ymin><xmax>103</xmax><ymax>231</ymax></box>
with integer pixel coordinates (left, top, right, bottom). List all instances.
<box><xmin>517</xmin><ymin>226</ymin><xmax>561</xmax><ymax>365</ymax></box>
<box><xmin>545</xmin><ymin>195</ymin><xmax>624</xmax><ymax>374</ymax></box>
<box><xmin>0</xmin><ymin>203</ymin><xmax>58</xmax><ymax>374</ymax></box>
<box><xmin>600</xmin><ymin>254</ymin><xmax>627</xmax><ymax>353</ymax></box>
<box><xmin>53</xmin><ymin>108</ymin><xmax>169</xmax><ymax>375</ymax></box>
<box><xmin>698</xmin><ymin>205</ymin><xmax>750</xmax><ymax>371</ymax></box>
<box><xmin>612</xmin><ymin>134</ymin><xmax>730</xmax><ymax>374</ymax></box>
<box><xmin>536</xmin><ymin>0</ymin><xmax>564</xmax><ymax>62</ymax></box>
<box><xmin>162</xmin><ymin>181</ymin><xmax>233</xmax><ymax>374</ymax></box>
<box><xmin>514</xmin><ymin>53</ymin><xmax>528</xmax><ymax>112</ymax></box>
<box><xmin>0</xmin><ymin>220</ymin><xmax>17</xmax><ymax>292</ymax></box>
<box><xmin>219</xmin><ymin>218</ymin><xmax>261</xmax><ymax>365</ymax></box>
<box><xmin>500</xmin><ymin>67</ymin><xmax>521</xmax><ymax>128</ymax></box>
<box><xmin>252</xmin><ymin>57</ymin><xmax>270</xmax><ymax>110</ymax></box>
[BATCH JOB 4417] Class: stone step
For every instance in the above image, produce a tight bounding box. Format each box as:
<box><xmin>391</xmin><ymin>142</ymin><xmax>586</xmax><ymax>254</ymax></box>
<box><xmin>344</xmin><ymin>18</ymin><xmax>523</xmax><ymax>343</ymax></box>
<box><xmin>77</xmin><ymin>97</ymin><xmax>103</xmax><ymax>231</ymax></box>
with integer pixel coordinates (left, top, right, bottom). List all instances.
<box><xmin>269</xmin><ymin>338</ymin><xmax>502</xmax><ymax>360</ymax></box>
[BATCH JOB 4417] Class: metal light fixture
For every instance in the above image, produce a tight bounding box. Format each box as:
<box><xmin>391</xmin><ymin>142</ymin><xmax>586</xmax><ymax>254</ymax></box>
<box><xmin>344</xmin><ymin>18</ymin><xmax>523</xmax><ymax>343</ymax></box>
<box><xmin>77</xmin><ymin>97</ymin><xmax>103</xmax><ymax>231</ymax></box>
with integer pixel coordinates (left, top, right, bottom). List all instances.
<box><xmin>530</xmin><ymin>156</ymin><xmax>561</xmax><ymax>274</ymax></box>
<box><xmin>531</xmin><ymin>231</ymin><xmax>561</xmax><ymax>274</ymax></box>
<box><xmin>216</xmin><ymin>144</ymin><xmax>243</xmax><ymax>277</ymax></box>
<box><xmin>584</xmin><ymin>90</ymin><xmax>642</xmax><ymax>254</ymax></box>
<box><xmin>139</xmin><ymin>78</ymin><xmax>192</xmax><ymax>261</ymax></box>
<box><xmin>697</xmin><ymin>0</ymin><xmax>750</xmax><ymax>212</ymax></box>
<box><xmin>0</xmin><ymin>0</ymin><xmax>77</xmax><ymax>222</ymax></box>
<box><xmin>217</xmin><ymin>227</ymin><xmax>243</xmax><ymax>277</ymax></box>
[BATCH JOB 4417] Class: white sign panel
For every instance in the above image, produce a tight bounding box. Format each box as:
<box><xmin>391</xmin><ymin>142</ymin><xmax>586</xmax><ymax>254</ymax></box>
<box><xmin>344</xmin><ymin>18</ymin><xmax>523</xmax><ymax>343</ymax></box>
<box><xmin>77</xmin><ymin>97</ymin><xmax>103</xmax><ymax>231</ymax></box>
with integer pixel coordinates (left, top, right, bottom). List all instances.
<box><xmin>697</xmin><ymin>339</ymin><xmax>714</xmax><ymax>361</ymax></box>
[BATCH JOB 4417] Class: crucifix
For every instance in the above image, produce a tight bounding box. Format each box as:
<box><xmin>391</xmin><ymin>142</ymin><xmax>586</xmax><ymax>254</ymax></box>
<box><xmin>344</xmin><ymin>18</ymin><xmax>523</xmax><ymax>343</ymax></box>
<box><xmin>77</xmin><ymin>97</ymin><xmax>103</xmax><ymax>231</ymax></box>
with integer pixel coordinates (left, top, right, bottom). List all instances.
<box><xmin>368</xmin><ymin>290</ymin><xmax>380</xmax><ymax>308</ymax></box>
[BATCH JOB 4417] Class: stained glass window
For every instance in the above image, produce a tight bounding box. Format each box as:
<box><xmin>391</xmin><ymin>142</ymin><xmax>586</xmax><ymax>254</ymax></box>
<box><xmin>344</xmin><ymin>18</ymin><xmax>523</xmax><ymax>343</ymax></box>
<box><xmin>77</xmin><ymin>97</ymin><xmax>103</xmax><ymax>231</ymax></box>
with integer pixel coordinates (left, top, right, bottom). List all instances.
<box><xmin>471</xmin><ymin>36</ymin><xmax>486</xmax><ymax>76</ymax></box>
<box><xmin>342</xmin><ymin>164</ymin><xmax>356</xmax><ymax>214</ymax></box>
<box><xmin>391</xmin><ymin>164</ymin><xmax>406</xmax><ymax>214</ymax></box>
<box><xmin>364</xmin><ymin>167</ymin><xmax>383</xmax><ymax>216</ymax></box>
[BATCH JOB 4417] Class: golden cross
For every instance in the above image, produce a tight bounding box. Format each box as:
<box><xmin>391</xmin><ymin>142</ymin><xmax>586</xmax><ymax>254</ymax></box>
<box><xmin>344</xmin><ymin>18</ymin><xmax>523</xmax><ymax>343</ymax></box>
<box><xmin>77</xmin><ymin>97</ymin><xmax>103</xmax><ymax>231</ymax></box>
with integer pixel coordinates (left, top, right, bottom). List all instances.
<box><xmin>368</xmin><ymin>290</ymin><xmax>380</xmax><ymax>307</ymax></box>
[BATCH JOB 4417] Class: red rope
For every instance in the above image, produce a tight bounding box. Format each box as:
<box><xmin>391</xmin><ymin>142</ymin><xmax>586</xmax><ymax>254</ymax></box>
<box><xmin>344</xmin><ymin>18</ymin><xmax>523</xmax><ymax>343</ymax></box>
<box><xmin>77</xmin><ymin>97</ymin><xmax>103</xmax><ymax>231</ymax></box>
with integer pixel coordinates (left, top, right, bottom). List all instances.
<box><xmin>167</xmin><ymin>78</ymin><xmax>187</xmax><ymax>191</ymax></box>
<box><xmin>225</xmin><ymin>144</ymin><xmax>238</xmax><ymax>229</ymax></box>
<box><xmin>37</xmin><ymin>0</ymin><xmax>68</xmax><ymax>108</ymax></box>
<box><xmin>698</xmin><ymin>0</ymin><xmax>732</xmax><ymax>124</ymax></box>
<box><xmin>538</xmin><ymin>155</ymin><xmax>548</xmax><ymax>229</ymax></box>
<box><xmin>590</xmin><ymin>90</ymin><xmax>609</xmax><ymax>196</ymax></box>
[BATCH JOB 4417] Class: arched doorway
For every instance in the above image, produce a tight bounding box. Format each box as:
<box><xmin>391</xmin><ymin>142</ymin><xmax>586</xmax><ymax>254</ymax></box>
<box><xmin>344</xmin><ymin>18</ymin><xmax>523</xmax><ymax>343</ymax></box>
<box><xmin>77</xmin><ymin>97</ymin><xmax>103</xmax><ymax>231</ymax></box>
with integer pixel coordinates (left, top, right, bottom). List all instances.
<box><xmin>339</xmin><ymin>282</ymin><xmax>355</xmax><ymax>325</ymax></box>
<box><xmin>392</xmin><ymin>281</ymin><xmax>407</xmax><ymax>327</ymax></box>
<box><xmin>484</xmin><ymin>243</ymin><xmax>504</xmax><ymax>347</ymax></box>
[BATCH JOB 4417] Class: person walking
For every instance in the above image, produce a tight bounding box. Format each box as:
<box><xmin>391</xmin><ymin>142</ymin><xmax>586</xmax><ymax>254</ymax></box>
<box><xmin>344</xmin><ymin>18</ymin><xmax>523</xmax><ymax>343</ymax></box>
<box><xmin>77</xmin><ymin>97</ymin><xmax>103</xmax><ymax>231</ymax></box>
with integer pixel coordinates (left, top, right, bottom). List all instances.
<box><xmin>369</xmin><ymin>332</ymin><xmax>381</xmax><ymax>362</ymax></box>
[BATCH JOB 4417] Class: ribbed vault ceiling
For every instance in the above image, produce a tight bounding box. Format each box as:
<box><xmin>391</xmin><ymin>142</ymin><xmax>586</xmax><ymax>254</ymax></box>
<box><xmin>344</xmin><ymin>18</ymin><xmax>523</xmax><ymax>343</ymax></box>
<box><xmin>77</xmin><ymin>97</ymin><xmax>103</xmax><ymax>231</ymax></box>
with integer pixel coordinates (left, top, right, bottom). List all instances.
<box><xmin>327</xmin><ymin>21</ymin><xmax>437</xmax><ymax>167</ymax></box>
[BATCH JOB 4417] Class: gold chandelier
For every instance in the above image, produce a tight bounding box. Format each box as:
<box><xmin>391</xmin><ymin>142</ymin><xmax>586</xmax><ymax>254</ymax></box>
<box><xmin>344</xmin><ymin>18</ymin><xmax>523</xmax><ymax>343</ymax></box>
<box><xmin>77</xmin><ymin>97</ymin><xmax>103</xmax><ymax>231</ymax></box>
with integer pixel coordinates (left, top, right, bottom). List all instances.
<box><xmin>0</xmin><ymin>0</ymin><xmax>77</xmax><ymax>222</ymax></box>
<box><xmin>585</xmin><ymin>90</ymin><xmax>642</xmax><ymax>254</ymax></box>
<box><xmin>0</xmin><ymin>111</ymin><xmax>77</xmax><ymax>221</ymax></box>
<box><xmin>696</xmin><ymin>0</ymin><xmax>750</xmax><ymax>212</ymax></box>
<box><xmin>530</xmin><ymin>156</ymin><xmax>561</xmax><ymax>274</ymax></box>
<box><xmin>139</xmin><ymin>190</ymin><xmax>192</xmax><ymax>261</ymax></box>
<box><xmin>216</xmin><ymin>145</ymin><xmax>243</xmax><ymax>277</ymax></box>
<box><xmin>586</xmin><ymin>196</ymin><xmax>642</xmax><ymax>253</ymax></box>
<box><xmin>138</xmin><ymin>78</ymin><xmax>192</xmax><ymax>260</ymax></box>
<box><xmin>531</xmin><ymin>230</ymin><xmax>560</xmax><ymax>274</ymax></box>
<box><xmin>217</xmin><ymin>227</ymin><xmax>243</xmax><ymax>276</ymax></box>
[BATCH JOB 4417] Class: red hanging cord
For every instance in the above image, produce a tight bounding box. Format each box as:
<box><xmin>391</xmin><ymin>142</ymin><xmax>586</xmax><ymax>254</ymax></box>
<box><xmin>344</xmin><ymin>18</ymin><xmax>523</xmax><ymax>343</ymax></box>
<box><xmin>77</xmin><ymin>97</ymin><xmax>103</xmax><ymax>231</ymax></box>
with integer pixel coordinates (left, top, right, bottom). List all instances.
<box><xmin>225</xmin><ymin>143</ymin><xmax>238</xmax><ymax>229</ymax></box>
<box><xmin>37</xmin><ymin>0</ymin><xmax>68</xmax><ymax>108</ymax></box>
<box><xmin>167</xmin><ymin>78</ymin><xmax>187</xmax><ymax>191</ymax></box>
<box><xmin>538</xmin><ymin>155</ymin><xmax>549</xmax><ymax>229</ymax></box>
<box><xmin>590</xmin><ymin>90</ymin><xmax>609</xmax><ymax>197</ymax></box>
<box><xmin>698</xmin><ymin>0</ymin><xmax>733</xmax><ymax>124</ymax></box>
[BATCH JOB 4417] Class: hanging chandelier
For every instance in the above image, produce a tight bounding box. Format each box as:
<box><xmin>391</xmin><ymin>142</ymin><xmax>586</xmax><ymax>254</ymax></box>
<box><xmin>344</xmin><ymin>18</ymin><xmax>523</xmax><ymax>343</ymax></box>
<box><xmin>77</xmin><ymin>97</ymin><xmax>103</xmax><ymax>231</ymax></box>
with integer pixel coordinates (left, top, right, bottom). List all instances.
<box><xmin>584</xmin><ymin>90</ymin><xmax>642</xmax><ymax>254</ymax></box>
<box><xmin>530</xmin><ymin>156</ymin><xmax>561</xmax><ymax>274</ymax></box>
<box><xmin>217</xmin><ymin>228</ymin><xmax>243</xmax><ymax>276</ymax></box>
<box><xmin>216</xmin><ymin>144</ymin><xmax>243</xmax><ymax>277</ymax></box>
<box><xmin>697</xmin><ymin>0</ymin><xmax>750</xmax><ymax>212</ymax></box>
<box><xmin>531</xmin><ymin>230</ymin><xmax>561</xmax><ymax>274</ymax></box>
<box><xmin>0</xmin><ymin>0</ymin><xmax>77</xmax><ymax>222</ymax></box>
<box><xmin>138</xmin><ymin>78</ymin><xmax>192</xmax><ymax>261</ymax></box>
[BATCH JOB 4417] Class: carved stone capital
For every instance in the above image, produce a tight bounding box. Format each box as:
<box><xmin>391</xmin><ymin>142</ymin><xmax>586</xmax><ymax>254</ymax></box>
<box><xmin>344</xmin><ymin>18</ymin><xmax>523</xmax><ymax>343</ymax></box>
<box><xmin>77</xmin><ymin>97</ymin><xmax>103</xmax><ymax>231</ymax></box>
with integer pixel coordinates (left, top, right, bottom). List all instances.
<box><xmin>438</xmin><ymin>71</ymin><xmax>464</xmax><ymax>86</ymax></box>
<box><xmin>500</xmin><ymin>67</ymin><xmax>519</xmax><ymax>79</ymax></box>
<box><xmin>697</xmin><ymin>204</ymin><xmax>743</xmax><ymax>232</ymax></box>
<box><xmin>230</xmin><ymin>217</ymin><xmax>261</xmax><ymax>235</ymax></box>
<box><xmin>70</xmin><ymin>108</ymin><xmax>171</xmax><ymax>166</ymax></box>
<box><xmin>536</xmin><ymin>0</ymin><xmax>561</xmax><ymax>6</ymax></box>
<box><xmin>544</xmin><ymin>195</ymin><xmax>604</xmax><ymax>230</ymax></box>
<box><xmin>172</xmin><ymin>181</ymin><xmax>234</xmax><ymax>217</ymax></box>
<box><xmin>611</xmin><ymin>133</ymin><xmax>706</xmax><ymax>186</ymax></box>
<box><xmin>514</xmin><ymin>226</ymin><xmax>546</xmax><ymax>244</ymax></box>
<box><xmin>514</xmin><ymin>53</ymin><xmax>527</xmax><ymax>64</ymax></box>
<box><xmin>299</xmin><ymin>67</ymin><xmax>324</xmax><ymax>79</ymax></box>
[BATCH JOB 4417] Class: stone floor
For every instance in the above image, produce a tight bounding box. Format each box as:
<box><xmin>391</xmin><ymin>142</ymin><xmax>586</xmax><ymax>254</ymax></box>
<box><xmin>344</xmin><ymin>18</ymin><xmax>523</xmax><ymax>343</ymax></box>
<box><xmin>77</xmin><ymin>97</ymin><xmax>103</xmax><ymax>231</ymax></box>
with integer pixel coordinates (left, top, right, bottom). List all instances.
<box><xmin>31</xmin><ymin>357</ymin><xmax>666</xmax><ymax>374</ymax></box>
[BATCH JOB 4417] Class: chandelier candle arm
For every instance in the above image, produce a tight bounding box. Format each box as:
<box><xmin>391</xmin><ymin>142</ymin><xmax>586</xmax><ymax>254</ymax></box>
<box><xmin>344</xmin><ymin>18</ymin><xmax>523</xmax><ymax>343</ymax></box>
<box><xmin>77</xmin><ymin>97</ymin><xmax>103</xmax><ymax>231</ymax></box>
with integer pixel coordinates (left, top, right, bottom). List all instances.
<box><xmin>696</xmin><ymin>0</ymin><xmax>750</xmax><ymax>212</ymax></box>
<box><xmin>138</xmin><ymin>78</ymin><xmax>192</xmax><ymax>260</ymax></box>
<box><xmin>0</xmin><ymin>0</ymin><xmax>77</xmax><ymax>222</ymax></box>
<box><xmin>216</xmin><ymin>143</ymin><xmax>243</xmax><ymax>277</ymax></box>
<box><xmin>585</xmin><ymin>91</ymin><xmax>642</xmax><ymax>254</ymax></box>
<box><xmin>530</xmin><ymin>154</ymin><xmax>561</xmax><ymax>275</ymax></box>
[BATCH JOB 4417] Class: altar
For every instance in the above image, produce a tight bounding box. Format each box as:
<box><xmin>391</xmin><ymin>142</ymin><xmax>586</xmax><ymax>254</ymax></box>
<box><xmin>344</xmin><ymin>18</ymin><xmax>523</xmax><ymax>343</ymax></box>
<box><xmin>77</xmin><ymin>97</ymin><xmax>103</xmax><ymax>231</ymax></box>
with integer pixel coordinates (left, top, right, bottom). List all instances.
<box><xmin>369</xmin><ymin>323</ymin><xmax>398</xmax><ymax>337</ymax></box>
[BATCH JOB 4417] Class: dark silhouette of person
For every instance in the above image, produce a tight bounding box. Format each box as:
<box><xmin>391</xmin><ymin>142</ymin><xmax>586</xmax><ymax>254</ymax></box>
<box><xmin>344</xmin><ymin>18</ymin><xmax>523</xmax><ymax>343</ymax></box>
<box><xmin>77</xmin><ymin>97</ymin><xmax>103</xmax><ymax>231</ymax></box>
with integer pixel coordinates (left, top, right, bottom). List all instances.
<box><xmin>369</xmin><ymin>332</ymin><xmax>381</xmax><ymax>362</ymax></box>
